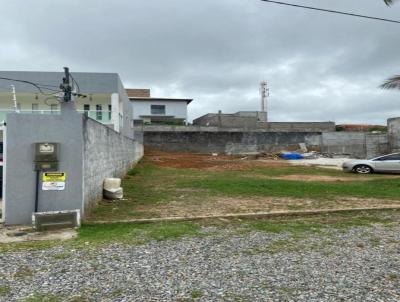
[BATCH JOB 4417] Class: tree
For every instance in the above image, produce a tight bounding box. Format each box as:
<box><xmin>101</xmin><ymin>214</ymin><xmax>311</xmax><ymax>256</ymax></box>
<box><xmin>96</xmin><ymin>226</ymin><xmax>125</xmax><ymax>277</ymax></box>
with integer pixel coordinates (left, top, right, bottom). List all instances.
<box><xmin>381</xmin><ymin>76</ymin><xmax>400</xmax><ymax>90</ymax></box>
<box><xmin>380</xmin><ymin>0</ymin><xmax>399</xmax><ymax>89</ymax></box>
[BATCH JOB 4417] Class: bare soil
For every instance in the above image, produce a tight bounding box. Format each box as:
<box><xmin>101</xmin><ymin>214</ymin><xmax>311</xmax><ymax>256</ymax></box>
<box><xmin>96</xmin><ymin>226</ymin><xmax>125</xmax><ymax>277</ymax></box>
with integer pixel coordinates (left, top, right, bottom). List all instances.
<box><xmin>146</xmin><ymin>150</ymin><xmax>289</xmax><ymax>170</ymax></box>
<box><xmin>132</xmin><ymin>196</ymin><xmax>400</xmax><ymax>218</ymax></box>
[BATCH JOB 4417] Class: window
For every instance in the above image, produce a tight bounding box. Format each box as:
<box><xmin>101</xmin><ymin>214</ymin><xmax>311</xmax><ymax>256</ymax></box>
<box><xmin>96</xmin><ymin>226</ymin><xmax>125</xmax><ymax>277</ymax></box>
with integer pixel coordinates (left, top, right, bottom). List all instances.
<box><xmin>83</xmin><ymin>104</ymin><xmax>90</xmax><ymax>117</ymax></box>
<box><xmin>96</xmin><ymin>104</ymin><xmax>102</xmax><ymax>121</ymax></box>
<box><xmin>32</xmin><ymin>103</ymin><xmax>39</xmax><ymax>113</ymax></box>
<box><xmin>375</xmin><ymin>154</ymin><xmax>400</xmax><ymax>161</ymax></box>
<box><xmin>108</xmin><ymin>104</ymin><xmax>112</xmax><ymax>120</ymax></box>
<box><xmin>50</xmin><ymin>104</ymin><xmax>58</xmax><ymax>113</ymax></box>
<box><xmin>151</xmin><ymin>105</ymin><xmax>166</xmax><ymax>115</ymax></box>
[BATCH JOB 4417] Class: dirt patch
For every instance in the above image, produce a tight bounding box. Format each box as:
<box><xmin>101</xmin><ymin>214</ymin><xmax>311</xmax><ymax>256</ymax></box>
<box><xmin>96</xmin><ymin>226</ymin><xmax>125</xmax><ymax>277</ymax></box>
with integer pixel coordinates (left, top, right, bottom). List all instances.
<box><xmin>0</xmin><ymin>227</ymin><xmax>77</xmax><ymax>244</ymax></box>
<box><xmin>145</xmin><ymin>150</ymin><xmax>289</xmax><ymax>170</ymax></box>
<box><xmin>131</xmin><ymin>196</ymin><xmax>400</xmax><ymax>218</ymax></box>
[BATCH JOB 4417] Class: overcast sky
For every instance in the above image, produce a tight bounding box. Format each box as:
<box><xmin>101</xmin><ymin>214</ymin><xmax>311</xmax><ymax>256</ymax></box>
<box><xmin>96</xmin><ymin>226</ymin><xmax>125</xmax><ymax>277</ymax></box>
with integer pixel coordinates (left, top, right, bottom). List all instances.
<box><xmin>1</xmin><ymin>0</ymin><xmax>400</xmax><ymax>124</ymax></box>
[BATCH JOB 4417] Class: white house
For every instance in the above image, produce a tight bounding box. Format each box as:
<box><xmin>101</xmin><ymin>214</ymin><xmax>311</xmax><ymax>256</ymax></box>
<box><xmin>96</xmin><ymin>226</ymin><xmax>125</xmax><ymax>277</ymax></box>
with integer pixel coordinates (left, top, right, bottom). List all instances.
<box><xmin>0</xmin><ymin>71</ymin><xmax>135</xmax><ymax>138</ymax></box>
<box><xmin>127</xmin><ymin>89</ymin><xmax>192</xmax><ymax>125</ymax></box>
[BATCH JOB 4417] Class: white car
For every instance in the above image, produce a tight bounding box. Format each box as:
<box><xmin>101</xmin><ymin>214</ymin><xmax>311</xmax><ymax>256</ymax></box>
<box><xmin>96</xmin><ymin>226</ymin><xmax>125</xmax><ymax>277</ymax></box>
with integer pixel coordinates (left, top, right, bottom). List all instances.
<box><xmin>342</xmin><ymin>153</ymin><xmax>400</xmax><ymax>174</ymax></box>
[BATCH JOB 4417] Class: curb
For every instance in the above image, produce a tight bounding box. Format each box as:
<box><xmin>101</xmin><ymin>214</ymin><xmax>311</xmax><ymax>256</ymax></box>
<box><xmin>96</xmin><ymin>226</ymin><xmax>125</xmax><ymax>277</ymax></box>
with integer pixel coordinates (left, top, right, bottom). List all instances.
<box><xmin>88</xmin><ymin>206</ymin><xmax>400</xmax><ymax>225</ymax></box>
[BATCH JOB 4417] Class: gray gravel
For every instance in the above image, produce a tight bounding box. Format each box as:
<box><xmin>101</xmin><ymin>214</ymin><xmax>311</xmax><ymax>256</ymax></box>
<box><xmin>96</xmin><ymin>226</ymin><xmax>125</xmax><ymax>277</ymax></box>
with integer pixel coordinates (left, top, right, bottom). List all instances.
<box><xmin>0</xmin><ymin>224</ymin><xmax>399</xmax><ymax>302</ymax></box>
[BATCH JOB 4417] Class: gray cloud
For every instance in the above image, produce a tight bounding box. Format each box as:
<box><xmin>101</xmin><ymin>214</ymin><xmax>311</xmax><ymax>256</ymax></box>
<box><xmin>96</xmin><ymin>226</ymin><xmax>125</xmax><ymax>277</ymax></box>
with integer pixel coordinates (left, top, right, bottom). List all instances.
<box><xmin>0</xmin><ymin>0</ymin><xmax>400</xmax><ymax>124</ymax></box>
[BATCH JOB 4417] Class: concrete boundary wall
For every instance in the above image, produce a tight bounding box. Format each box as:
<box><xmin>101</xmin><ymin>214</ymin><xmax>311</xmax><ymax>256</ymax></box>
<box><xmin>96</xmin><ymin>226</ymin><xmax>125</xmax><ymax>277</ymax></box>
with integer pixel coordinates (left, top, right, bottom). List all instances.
<box><xmin>192</xmin><ymin>114</ymin><xmax>335</xmax><ymax>132</ymax></box>
<box><xmin>144</xmin><ymin>130</ymin><xmax>388</xmax><ymax>158</ymax></box>
<box><xmin>83</xmin><ymin>118</ymin><xmax>143</xmax><ymax>212</ymax></box>
<box><xmin>321</xmin><ymin>132</ymin><xmax>388</xmax><ymax>158</ymax></box>
<box><xmin>388</xmin><ymin>117</ymin><xmax>400</xmax><ymax>152</ymax></box>
<box><xmin>144</xmin><ymin>131</ymin><xmax>322</xmax><ymax>154</ymax></box>
<box><xmin>136</xmin><ymin>124</ymin><xmax>335</xmax><ymax>133</ymax></box>
<box><xmin>4</xmin><ymin>112</ymin><xmax>143</xmax><ymax>225</ymax></box>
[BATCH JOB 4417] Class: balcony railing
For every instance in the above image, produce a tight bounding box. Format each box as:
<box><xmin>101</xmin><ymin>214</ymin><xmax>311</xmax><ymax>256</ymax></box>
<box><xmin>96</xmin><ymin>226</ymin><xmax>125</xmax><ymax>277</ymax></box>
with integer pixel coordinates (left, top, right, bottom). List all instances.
<box><xmin>0</xmin><ymin>109</ymin><xmax>113</xmax><ymax>124</ymax></box>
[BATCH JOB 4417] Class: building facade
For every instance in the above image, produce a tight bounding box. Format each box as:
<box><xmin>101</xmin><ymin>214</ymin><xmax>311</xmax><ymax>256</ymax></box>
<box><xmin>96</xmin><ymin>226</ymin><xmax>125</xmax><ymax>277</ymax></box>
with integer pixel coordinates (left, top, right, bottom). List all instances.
<box><xmin>193</xmin><ymin>111</ymin><xmax>335</xmax><ymax>132</ymax></box>
<box><xmin>0</xmin><ymin>71</ymin><xmax>134</xmax><ymax>138</ymax></box>
<box><xmin>127</xmin><ymin>89</ymin><xmax>192</xmax><ymax>125</ymax></box>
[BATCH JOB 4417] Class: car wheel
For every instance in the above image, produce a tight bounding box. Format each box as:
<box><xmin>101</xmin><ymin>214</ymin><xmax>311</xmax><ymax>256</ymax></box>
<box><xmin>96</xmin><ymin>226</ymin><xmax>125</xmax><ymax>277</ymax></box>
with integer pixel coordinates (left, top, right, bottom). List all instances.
<box><xmin>353</xmin><ymin>165</ymin><xmax>373</xmax><ymax>174</ymax></box>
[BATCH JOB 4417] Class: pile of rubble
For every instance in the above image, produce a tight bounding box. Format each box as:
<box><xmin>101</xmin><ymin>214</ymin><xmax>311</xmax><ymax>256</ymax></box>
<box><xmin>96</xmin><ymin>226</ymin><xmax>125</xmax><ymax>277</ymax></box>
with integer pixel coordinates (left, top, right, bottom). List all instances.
<box><xmin>255</xmin><ymin>143</ymin><xmax>352</xmax><ymax>161</ymax></box>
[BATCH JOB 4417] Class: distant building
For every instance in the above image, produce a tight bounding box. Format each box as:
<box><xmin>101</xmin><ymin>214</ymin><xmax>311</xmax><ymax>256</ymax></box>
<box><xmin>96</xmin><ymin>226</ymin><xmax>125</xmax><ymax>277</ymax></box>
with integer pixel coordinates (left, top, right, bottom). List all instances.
<box><xmin>193</xmin><ymin>111</ymin><xmax>335</xmax><ymax>132</ymax></box>
<box><xmin>0</xmin><ymin>71</ymin><xmax>134</xmax><ymax>137</ymax></box>
<box><xmin>127</xmin><ymin>89</ymin><xmax>192</xmax><ymax>125</ymax></box>
<box><xmin>336</xmin><ymin>124</ymin><xmax>387</xmax><ymax>132</ymax></box>
<box><xmin>193</xmin><ymin>111</ymin><xmax>267</xmax><ymax>128</ymax></box>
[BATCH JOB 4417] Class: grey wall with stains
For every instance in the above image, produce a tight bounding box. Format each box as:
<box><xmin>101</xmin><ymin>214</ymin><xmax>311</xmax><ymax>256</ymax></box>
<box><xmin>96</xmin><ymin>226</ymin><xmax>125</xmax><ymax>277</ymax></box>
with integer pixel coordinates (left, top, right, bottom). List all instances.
<box><xmin>83</xmin><ymin>117</ymin><xmax>143</xmax><ymax>212</ymax></box>
<box><xmin>4</xmin><ymin>112</ymin><xmax>84</xmax><ymax>225</ymax></box>
<box><xmin>4</xmin><ymin>111</ymin><xmax>143</xmax><ymax>225</ymax></box>
<box><xmin>144</xmin><ymin>131</ymin><xmax>322</xmax><ymax>154</ymax></box>
<box><xmin>143</xmin><ymin>130</ymin><xmax>388</xmax><ymax>158</ymax></box>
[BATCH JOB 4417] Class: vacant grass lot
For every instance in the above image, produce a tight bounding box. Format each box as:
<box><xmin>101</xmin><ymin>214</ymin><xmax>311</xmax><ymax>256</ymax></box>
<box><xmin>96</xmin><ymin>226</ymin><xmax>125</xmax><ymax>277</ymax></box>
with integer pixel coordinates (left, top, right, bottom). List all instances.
<box><xmin>86</xmin><ymin>152</ymin><xmax>400</xmax><ymax>222</ymax></box>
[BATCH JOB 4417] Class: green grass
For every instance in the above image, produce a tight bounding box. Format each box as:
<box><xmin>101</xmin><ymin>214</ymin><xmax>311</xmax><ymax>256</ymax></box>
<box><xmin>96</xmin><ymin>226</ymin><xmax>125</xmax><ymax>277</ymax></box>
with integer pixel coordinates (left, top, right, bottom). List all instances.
<box><xmin>245</xmin><ymin>220</ymin><xmax>325</xmax><ymax>234</ymax></box>
<box><xmin>190</xmin><ymin>290</ymin><xmax>203</xmax><ymax>299</ymax></box>
<box><xmin>52</xmin><ymin>252</ymin><xmax>72</xmax><ymax>260</ymax></box>
<box><xmin>13</xmin><ymin>266</ymin><xmax>34</xmax><ymax>279</ymax></box>
<box><xmin>22</xmin><ymin>293</ymin><xmax>61</xmax><ymax>302</ymax></box>
<box><xmin>180</xmin><ymin>177</ymin><xmax>400</xmax><ymax>200</ymax></box>
<box><xmin>0</xmin><ymin>240</ymin><xmax>62</xmax><ymax>254</ymax></box>
<box><xmin>1</xmin><ymin>209</ymin><xmax>398</xmax><ymax>256</ymax></box>
<box><xmin>76</xmin><ymin>221</ymin><xmax>201</xmax><ymax>246</ymax></box>
<box><xmin>250</xmin><ymin>165</ymin><xmax>393</xmax><ymax>178</ymax></box>
<box><xmin>0</xmin><ymin>221</ymin><xmax>201</xmax><ymax>253</ymax></box>
<box><xmin>85</xmin><ymin>156</ymin><xmax>400</xmax><ymax>222</ymax></box>
<box><xmin>244</xmin><ymin>211</ymin><xmax>393</xmax><ymax>234</ymax></box>
<box><xmin>0</xmin><ymin>285</ymin><xmax>11</xmax><ymax>296</ymax></box>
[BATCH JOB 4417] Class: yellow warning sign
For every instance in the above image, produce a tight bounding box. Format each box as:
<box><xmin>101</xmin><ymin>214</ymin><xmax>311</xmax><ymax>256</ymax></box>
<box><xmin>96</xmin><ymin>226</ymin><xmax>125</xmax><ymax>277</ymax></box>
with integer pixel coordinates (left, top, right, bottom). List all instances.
<box><xmin>43</xmin><ymin>172</ymin><xmax>66</xmax><ymax>182</ymax></box>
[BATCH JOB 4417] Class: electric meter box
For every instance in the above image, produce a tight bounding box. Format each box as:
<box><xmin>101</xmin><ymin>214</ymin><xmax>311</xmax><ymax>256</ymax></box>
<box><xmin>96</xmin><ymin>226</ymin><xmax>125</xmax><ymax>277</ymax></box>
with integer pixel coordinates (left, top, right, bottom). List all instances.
<box><xmin>34</xmin><ymin>142</ymin><xmax>60</xmax><ymax>171</ymax></box>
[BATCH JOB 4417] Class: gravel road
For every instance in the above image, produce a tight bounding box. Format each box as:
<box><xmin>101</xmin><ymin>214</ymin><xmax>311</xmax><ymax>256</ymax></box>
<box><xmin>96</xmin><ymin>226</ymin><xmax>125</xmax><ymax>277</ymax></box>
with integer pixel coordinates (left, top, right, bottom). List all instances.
<box><xmin>0</xmin><ymin>224</ymin><xmax>399</xmax><ymax>302</ymax></box>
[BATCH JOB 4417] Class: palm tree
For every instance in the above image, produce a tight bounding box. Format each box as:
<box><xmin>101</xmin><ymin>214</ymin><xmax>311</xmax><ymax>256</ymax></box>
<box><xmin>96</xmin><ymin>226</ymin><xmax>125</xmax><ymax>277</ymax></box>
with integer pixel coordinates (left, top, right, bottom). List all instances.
<box><xmin>381</xmin><ymin>76</ymin><xmax>400</xmax><ymax>89</ymax></box>
<box><xmin>384</xmin><ymin>0</ymin><xmax>396</xmax><ymax>5</ymax></box>
<box><xmin>380</xmin><ymin>0</ymin><xmax>399</xmax><ymax>89</ymax></box>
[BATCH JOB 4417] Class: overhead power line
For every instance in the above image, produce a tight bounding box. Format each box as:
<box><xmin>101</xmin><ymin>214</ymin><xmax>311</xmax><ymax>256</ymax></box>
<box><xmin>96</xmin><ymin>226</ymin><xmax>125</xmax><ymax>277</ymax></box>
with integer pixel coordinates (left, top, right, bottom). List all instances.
<box><xmin>69</xmin><ymin>73</ymin><xmax>80</xmax><ymax>94</ymax></box>
<box><xmin>0</xmin><ymin>75</ymin><xmax>86</xmax><ymax>98</ymax></box>
<box><xmin>260</xmin><ymin>0</ymin><xmax>400</xmax><ymax>24</ymax></box>
<box><xmin>0</xmin><ymin>77</ymin><xmax>62</xmax><ymax>95</ymax></box>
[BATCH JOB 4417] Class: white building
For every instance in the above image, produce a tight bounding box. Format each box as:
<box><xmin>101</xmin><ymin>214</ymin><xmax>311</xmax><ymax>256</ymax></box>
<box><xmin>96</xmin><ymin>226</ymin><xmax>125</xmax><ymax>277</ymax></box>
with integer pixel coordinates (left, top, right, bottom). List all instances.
<box><xmin>0</xmin><ymin>71</ymin><xmax>134</xmax><ymax>138</ymax></box>
<box><xmin>127</xmin><ymin>89</ymin><xmax>192</xmax><ymax>125</ymax></box>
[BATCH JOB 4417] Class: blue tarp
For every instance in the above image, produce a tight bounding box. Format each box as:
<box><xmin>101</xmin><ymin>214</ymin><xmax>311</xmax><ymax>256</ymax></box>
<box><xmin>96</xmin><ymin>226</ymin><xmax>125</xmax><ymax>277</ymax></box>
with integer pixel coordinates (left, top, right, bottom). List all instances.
<box><xmin>279</xmin><ymin>153</ymin><xmax>304</xmax><ymax>160</ymax></box>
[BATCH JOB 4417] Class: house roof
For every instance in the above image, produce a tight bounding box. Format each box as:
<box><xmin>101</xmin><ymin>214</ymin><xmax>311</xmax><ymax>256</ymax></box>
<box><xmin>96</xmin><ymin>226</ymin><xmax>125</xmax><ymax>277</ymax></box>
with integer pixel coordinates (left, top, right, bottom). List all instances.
<box><xmin>0</xmin><ymin>71</ymin><xmax>121</xmax><ymax>94</ymax></box>
<box><xmin>126</xmin><ymin>89</ymin><xmax>151</xmax><ymax>98</ymax></box>
<box><xmin>130</xmin><ymin>97</ymin><xmax>193</xmax><ymax>104</ymax></box>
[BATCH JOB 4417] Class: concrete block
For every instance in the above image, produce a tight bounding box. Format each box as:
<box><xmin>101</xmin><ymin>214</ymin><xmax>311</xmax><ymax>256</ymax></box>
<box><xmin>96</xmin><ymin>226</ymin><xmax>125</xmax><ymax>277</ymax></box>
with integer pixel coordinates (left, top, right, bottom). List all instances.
<box><xmin>32</xmin><ymin>209</ymin><xmax>80</xmax><ymax>231</ymax></box>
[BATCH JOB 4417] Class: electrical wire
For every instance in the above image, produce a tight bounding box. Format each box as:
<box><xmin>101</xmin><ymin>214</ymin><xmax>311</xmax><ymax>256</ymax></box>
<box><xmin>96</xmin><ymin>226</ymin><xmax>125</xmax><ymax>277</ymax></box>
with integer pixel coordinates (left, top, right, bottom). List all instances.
<box><xmin>69</xmin><ymin>73</ymin><xmax>80</xmax><ymax>94</ymax></box>
<box><xmin>260</xmin><ymin>0</ymin><xmax>400</xmax><ymax>24</ymax></box>
<box><xmin>0</xmin><ymin>74</ymin><xmax>86</xmax><ymax>98</ymax></box>
<box><xmin>0</xmin><ymin>77</ymin><xmax>63</xmax><ymax>95</ymax></box>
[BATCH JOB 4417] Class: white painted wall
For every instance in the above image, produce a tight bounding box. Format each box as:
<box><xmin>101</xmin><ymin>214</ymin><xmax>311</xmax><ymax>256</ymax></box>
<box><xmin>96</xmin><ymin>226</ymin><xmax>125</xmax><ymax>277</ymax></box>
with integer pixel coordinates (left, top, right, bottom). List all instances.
<box><xmin>132</xmin><ymin>100</ymin><xmax>188</xmax><ymax>121</ymax></box>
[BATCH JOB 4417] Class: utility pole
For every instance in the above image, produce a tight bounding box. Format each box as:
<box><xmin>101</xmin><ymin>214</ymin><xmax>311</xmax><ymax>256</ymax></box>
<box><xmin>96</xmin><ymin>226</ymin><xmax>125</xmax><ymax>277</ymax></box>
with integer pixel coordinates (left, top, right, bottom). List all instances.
<box><xmin>59</xmin><ymin>67</ymin><xmax>76</xmax><ymax>113</ymax></box>
<box><xmin>60</xmin><ymin>67</ymin><xmax>72</xmax><ymax>102</ymax></box>
<box><xmin>11</xmin><ymin>85</ymin><xmax>18</xmax><ymax>113</ymax></box>
<box><xmin>260</xmin><ymin>81</ymin><xmax>269</xmax><ymax>121</ymax></box>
